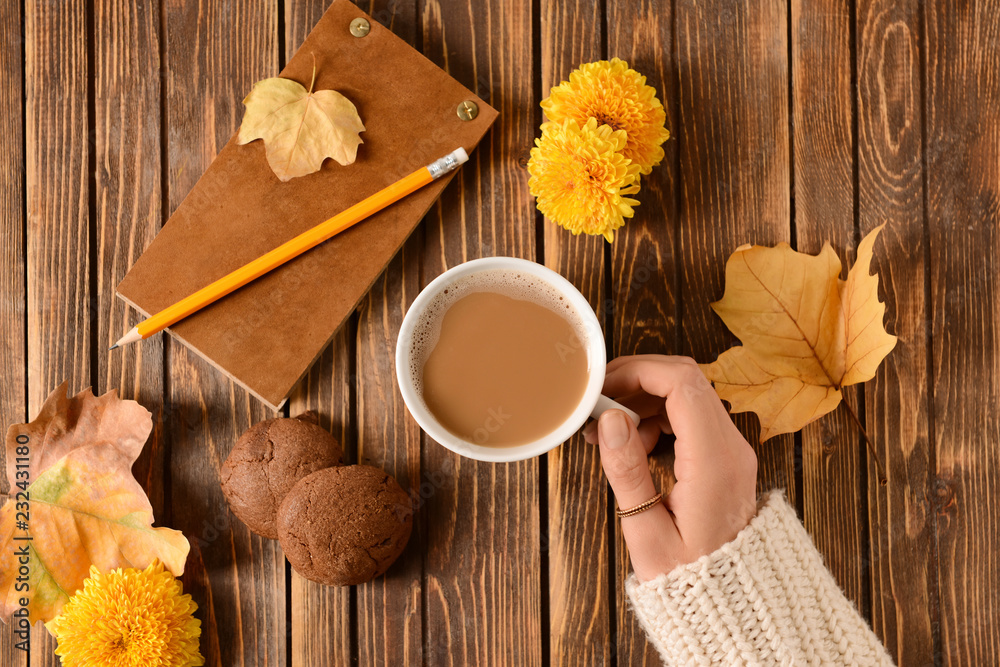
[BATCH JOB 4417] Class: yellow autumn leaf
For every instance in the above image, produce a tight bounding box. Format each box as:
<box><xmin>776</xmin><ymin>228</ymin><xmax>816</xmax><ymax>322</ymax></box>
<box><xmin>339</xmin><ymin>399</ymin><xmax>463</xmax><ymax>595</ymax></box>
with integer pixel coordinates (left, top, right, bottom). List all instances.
<box><xmin>238</xmin><ymin>68</ymin><xmax>365</xmax><ymax>182</ymax></box>
<box><xmin>0</xmin><ymin>384</ymin><xmax>190</xmax><ymax>624</ymax></box>
<box><xmin>703</xmin><ymin>224</ymin><xmax>896</xmax><ymax>441</ymax></box>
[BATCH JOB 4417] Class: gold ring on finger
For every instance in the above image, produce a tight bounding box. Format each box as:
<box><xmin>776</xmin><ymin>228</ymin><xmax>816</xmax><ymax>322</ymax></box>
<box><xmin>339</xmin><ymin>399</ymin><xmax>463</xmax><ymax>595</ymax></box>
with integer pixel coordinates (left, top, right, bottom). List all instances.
<box><xmin>615</xmin><ymin>492</ymin><xmax>663</xmax><ymax>518</ymax></box>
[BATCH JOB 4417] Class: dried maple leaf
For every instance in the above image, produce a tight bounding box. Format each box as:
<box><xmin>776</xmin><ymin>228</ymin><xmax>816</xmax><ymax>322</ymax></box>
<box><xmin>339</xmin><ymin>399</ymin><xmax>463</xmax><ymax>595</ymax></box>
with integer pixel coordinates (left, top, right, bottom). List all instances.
<box><xmin>238</xmin><ymin>66</ymin><xmax>365</xmax><ymax>182</ymax></box>
<box><xmin>703</xmin><ymin>224</ymin><xmax>896</xmax><ymax>443</ymax></box>
<box><xmin>0</xmin><ymin>383</ymin><xmax>189</xmax><ymax>624</ymax></box>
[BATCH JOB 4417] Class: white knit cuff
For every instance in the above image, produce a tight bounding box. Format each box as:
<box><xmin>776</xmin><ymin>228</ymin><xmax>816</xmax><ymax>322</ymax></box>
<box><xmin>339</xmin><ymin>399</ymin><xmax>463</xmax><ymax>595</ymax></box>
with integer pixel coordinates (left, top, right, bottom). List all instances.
<box><xmin>625</xmin><ymin>491</ymin><xmax>895</xmax><ymax>666</ymax></box>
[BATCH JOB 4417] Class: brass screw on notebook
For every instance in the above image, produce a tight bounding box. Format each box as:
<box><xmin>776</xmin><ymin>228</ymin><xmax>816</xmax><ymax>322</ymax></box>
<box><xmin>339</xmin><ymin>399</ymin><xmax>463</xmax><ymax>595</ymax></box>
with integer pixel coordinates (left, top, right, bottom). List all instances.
<box><xmin>350</xmin><ymin>18</ymin><xmax>370</xmax><ymax>37</ymax></box>
<box><xmin>457</xmin><ymin>100</ymin><xmax>479</xmax><ymax>121</ymax></box>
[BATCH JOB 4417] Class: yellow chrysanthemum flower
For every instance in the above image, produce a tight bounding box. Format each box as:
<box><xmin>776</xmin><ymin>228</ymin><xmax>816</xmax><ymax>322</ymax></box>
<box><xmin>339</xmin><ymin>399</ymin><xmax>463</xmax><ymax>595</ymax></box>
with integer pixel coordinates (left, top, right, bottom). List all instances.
<box><xmin>542</xmin><ymin>57</ymin><xmax>670</xmax><ymax>175</ymax></box>
<box><xmin>528</xmin><ymin>117</ymin><xmax>640</xmax><ymax>242</ymax></box>
<box><xmin>46</xmin><ymin>561</ymin><xmax>204</xmax><ymax>667</ymax></box>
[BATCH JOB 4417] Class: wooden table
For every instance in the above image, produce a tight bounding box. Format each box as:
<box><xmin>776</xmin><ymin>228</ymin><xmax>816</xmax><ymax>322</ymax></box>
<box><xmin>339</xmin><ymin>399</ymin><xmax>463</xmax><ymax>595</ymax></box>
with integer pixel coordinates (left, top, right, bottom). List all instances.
<box><xmin>2</xmin><ymin>1</ymin><xmax>998</xmax><ymax>665</ymax></box>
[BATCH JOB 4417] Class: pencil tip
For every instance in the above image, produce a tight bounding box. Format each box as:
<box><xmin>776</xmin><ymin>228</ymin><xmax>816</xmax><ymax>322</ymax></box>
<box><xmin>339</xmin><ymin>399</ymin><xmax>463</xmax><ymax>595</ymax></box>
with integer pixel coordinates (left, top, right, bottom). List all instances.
<box><xmin>109</xmin><ymin>344</ymin><xmax>119</xmax><ymax>351</ymax></box>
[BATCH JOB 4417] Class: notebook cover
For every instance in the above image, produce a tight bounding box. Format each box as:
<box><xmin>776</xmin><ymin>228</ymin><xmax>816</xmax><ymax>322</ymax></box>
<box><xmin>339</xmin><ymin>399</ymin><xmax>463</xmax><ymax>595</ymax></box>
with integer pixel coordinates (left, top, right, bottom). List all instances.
<box><xmin>117</xmin><ymin>0</ymin><xmax>497</xmax><ymax>409</ymax></box>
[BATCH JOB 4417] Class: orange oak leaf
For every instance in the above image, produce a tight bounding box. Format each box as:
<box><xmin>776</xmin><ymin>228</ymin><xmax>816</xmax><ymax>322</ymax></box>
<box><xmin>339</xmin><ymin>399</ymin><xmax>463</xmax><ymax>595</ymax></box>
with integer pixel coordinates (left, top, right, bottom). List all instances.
<box><xmin>702</xmin><ymin>224</ymin><xmax>896</xmax><ymax>442</ymax></box>
<box><xmin>238</xmin><ymin>66</ymin><xmax>365</xmax><ymax>182</ymax></box>
<box><xmin>0</xmin><ymin>383</ymin><xmax>189</xmax><ymax>624</ymax></box>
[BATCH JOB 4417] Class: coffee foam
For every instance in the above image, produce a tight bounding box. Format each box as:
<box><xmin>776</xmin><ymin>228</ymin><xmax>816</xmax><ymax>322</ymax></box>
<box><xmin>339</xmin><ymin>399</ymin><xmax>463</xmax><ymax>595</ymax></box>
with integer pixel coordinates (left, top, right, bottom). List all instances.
<box><xmin>408</xmin><ymin>269</ymin><xmax>588</xmax><ymax>397</ymax></box>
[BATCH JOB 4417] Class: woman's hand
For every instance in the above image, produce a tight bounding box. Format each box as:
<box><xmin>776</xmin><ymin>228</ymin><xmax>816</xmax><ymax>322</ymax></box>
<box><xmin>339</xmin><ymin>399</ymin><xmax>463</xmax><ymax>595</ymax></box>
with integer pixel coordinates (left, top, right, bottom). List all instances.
<box><xmin>582</xmin><ymin>355</ymin><xmax>758</xmax><ymax>582</ymax></box>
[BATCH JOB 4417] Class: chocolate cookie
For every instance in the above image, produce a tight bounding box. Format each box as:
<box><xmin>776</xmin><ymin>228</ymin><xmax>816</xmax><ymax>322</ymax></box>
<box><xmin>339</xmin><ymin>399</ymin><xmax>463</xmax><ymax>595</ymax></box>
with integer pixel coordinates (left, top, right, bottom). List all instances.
<box><xmin>277</xmin><ymin>465</ymin><xmax>413</xmax><ymax>586</ymax></box>
<box><xmin>220</xmin><ymin>414</ymin><xmax>343</xmax><ymax>539</ymax></box>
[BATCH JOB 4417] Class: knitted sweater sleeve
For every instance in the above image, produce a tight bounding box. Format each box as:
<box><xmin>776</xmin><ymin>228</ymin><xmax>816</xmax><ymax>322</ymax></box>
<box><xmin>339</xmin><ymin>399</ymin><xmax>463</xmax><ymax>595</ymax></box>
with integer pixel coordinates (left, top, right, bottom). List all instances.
<box><xmin>625</xmin><ymin>491</ymin><xmax>894</xmax><ymax>666</ymax></box>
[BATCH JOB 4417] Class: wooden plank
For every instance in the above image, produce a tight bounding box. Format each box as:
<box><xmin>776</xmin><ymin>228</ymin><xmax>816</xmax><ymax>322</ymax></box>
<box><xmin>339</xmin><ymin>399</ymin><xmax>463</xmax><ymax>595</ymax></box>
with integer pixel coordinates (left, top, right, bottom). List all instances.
<box><xmin>279</xmin><ymin>4</ymin><xmax>431</xmax><ymax>664</ymax></box>
<box><xmin>925</xmin><ymin>3</ymin><xmax>1000</xmax><ymax>664</ymax></box>
<box><xmin>356</xmin><ymin>239</ymin><xmax>424</xmax><ymax>667</ymax></box>
<box><xmin>345</xmin><ymin>3</ymin><xmax>425</xmax><ymax>663</ymax></box>
<box><xmin>24</xmin><ymin>0</ymin><xmax>89</xmax><ymax>663</ymax></box>
<box><xmin>669</xmin><ymin>0</ymin><xmax>794</xmax><ymax>663</ymax></box>
<box><xmin>24</xmin><ymin>0</ymin><xmax>89</xmax><ymax>406</ymax></box>
<box><xmin>288</xmin><ymin>332</ymin><xmax>354</xmax><ymax>667</ymax></box>
<box><xmin>162</xmin><ymin>1</ymin><xmax>286</xmax><ymax>665</ymax></box>
<box><xmin>0</xmin><ymin>0</ymin><xmax>25</xmax><ymax>496</ymax></box>
<box><xmin>420</xmin><ymin>0</ymin><xmax>542</xmax><ymax>664</ymax></box>
<box><xmin>0</xmin><ymin>0</ymin><xmax>26</xmax><ymax>663</ymax></box>
<box><xmin>857</xmin><ymin>1</ymin><xmax>935</xmax><ymax>662</ymax></box>
<box><xmin>539</xmin><ymin>1</ymin><xmax>609</xmax><ymax>665</ymax></box>
<box><xmin>283</xmin><ymin>3</ymin><xmax>353</xmax><ymax>666</ymax></box>
<box><xmin>673</xmin><ymin>1</ymin><xmax>793</xmax><ymax>491</ymax></box>
<box><xmin>791</xmin><ymin>0</ymin><xmax>868</xmax><ymax>615</ymax></box>
<box><xmin>94</xmin><ymin>0</ymin><xmax>166</xmax><ymax>513</ymax></box>
<box><xmin>604</xmin><ymin>2</ymin><xmax>681</xmax><ymax>665</ymax></box>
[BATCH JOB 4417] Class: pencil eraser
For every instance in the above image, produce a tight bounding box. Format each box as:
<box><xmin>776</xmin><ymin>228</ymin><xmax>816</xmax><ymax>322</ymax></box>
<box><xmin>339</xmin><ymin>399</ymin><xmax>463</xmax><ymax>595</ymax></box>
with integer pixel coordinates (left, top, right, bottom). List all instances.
<box><xmin>451</xmin><ymin>147</ymin><xmax>469</xmax><ymax>165</ymax></box>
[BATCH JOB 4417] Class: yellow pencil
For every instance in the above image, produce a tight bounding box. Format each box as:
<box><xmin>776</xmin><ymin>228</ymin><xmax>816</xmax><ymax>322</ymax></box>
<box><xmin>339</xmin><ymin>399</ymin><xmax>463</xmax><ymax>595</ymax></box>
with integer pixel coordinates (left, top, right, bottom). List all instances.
<box><xmin>111</xmin><ymin>148</ymin><xmax>469</xmax><ymax>350</ymax></box>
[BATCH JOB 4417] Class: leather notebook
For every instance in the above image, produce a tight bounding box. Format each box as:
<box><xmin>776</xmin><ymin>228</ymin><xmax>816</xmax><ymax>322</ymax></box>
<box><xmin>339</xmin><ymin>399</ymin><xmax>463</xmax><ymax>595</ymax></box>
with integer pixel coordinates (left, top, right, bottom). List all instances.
<box><xmin>117</xmin><ymin>0</ymin><xmax>497</xmax><ymax>409</ymax></box>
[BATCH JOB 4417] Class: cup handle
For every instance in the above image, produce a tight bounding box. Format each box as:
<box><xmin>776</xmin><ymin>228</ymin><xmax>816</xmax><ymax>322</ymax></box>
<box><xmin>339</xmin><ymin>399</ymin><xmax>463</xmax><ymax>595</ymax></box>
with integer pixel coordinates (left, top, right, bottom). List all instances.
<box><xmin>591</xmin><ymin>394</ymin><xmax>641</xmax><ymax>426</ymax></box>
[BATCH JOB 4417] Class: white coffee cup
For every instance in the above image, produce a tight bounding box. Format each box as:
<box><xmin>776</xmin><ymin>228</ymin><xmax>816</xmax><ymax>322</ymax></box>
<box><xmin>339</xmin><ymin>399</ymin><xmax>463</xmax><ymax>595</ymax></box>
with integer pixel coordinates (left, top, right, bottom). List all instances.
<box><xmin>395</xmin><ymin>256</ymin><xmax>640</xmax><ymax>463</ymax></box>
